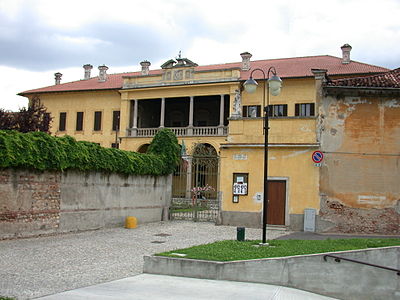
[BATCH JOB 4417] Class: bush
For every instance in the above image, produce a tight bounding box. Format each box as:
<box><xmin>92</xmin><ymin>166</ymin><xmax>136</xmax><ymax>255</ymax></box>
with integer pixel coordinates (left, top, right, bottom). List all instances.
<box><xmin>0</xmin><ymin>129</ymin><xmax>179</xmax><ymax>175</ymax></box>
<box><xmin>0</xmin><ymin>97</ymin><xmax>52</xmax><ymax>133</ymax></box>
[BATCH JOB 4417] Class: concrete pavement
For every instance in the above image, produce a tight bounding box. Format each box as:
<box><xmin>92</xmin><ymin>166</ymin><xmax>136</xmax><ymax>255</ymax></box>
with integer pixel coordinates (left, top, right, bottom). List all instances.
<box><xmin>37</xmin><ymin>274</ymin><xmax>338</xmax><ymax>300</ymax></box>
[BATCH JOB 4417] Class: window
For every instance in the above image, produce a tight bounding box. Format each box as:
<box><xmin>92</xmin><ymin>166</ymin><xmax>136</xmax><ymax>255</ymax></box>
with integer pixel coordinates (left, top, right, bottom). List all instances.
<box><xmin>94</xmin><ymin>111</ymin><xmax>102</xmax><ymax>131</ymax></box>
<box><xmin>76</xmin><ymin>112</ymin><xmax>84</xmax><ymax>131</ymax></box>
<box><xmin>59</xmin><ymin>112</ymin><xmax>66</xmax><ymax>131</ymax></box>
<box><xmin>243</xmin><ymin>105</ymin><xmax>261</xmax><ymax>118</ymax></box>
<box><xmin>112</xmin><ymin>111</ymin><xmax>120</xmax><ymax>131</ymax></box>
<box><xmin>111</xmin><ymin>143</ymin><xmax>119</xmax><ymax>149</ymax></box>
<box><xmin>295</xmin><ymin>103</ymin><xmax>315</xmax><ymax>117</ymax></box>
<box><xmin>268</xmin><ymin>104</ymin><xmax>287</xmax><ymax>117</ymax></box>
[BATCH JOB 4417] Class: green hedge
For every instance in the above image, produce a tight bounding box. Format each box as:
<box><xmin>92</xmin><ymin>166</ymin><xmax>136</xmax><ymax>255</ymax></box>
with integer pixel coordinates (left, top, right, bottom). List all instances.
<box><xmin>0</xmin><ymin>129</ymin><xmax>180</xmax><ymax>175</ymax></box>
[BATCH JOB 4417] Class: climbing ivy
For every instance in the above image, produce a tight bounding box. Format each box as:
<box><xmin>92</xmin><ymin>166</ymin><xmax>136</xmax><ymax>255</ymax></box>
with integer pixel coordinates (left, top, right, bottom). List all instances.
<box><xmin>147</xmin><ymin>128</ymin><xmax>180</xmax><ymax>174</ymax></box>
<box><xmin>0</xmin><ymin>129</ymin><xmax>180</xmax><ymax>175</ymax></box>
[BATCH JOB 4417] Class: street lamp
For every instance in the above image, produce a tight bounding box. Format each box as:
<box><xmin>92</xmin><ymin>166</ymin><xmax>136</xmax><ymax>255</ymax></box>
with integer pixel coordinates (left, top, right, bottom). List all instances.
<box><xmin>243</xmin><ymin>67</ymin><xmax>282</xmax><ymax>245</ymax></box>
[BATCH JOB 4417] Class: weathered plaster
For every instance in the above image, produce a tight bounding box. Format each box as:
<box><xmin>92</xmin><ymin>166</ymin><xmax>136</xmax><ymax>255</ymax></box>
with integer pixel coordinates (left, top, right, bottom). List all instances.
<box><xmin>319</xmin><ymin>92</ymin><xmax>400</xmax><ymax>234</ymax></box>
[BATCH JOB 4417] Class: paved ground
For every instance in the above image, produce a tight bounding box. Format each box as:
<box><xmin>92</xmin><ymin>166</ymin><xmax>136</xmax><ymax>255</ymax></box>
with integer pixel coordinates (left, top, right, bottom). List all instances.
<box><xmin>3</xmin><ymin>222</ymin><xmax>397</xmax><ymax>300</ymax></box>
<box><xmin>37</xmin><ymin>274</ymin><xmax>337</xmax><ymax>300</ymax></box>
<box><xmin>0</xmin><ymin>221</ymin><xmax>290</xmax><ymax>300</ymax></box>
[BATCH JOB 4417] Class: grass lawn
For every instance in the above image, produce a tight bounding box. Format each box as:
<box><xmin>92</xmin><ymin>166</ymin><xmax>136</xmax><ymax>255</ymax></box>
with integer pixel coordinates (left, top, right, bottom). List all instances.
<box><xmin>156</xmin><ymin>238</ymin><xmax>400</xmax><ymax>261</ymax></box>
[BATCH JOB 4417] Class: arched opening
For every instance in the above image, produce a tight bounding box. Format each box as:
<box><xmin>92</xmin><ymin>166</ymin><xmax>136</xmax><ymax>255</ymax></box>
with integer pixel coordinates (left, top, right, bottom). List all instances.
<box><xmin>137</xmin><ymin>144</ymin><xmax>150</xmax><ymax>153</ymax></box>
<box><xmin>192</xmin><ymin>143</ymin><xmax>218</xmax><ymax>198</ymax></box>
<box><xmin>193</xmin><ymin>143</ymin><xmax>218</xmax><ymax>157</ymax></box>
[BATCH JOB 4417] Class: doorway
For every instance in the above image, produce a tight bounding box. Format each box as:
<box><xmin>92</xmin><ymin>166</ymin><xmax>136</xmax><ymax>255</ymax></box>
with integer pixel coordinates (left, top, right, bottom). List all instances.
<box><xmin>267</xmin><ymin>180</ymin><xmax>286</xmax><ymax>225</ymax></box>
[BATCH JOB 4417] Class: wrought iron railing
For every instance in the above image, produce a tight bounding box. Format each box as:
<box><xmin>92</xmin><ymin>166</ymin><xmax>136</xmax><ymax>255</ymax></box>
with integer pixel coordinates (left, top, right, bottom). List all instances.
<box><xmin>323</xmin><ymin>254</ymin><xmax>400</xmax><ymax>276</ymax></box>
<box><xmin>169</xmin><ymin>197</ymin><xmax>220</xmax><ymax>222</ymax></box>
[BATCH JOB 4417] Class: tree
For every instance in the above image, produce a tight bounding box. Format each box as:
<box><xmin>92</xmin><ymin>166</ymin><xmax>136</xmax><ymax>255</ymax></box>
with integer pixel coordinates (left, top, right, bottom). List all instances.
<box><xmin>0</xmin><ymin>97</ymin><xmax>52</xmax><ymax>133</ymax></box>
<box><xmin>0</xmin><ymin>109</ymin><xmax>16</xmax><ymax>129</ymax></box>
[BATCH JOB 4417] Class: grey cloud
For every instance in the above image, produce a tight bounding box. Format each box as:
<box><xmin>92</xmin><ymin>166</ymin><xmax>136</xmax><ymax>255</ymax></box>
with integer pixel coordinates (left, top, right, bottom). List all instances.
<box><xmin>0</xmin><ymin>9</ymin><xmax>180</xmax><ymax>71</ymax></box>
<box><xmin>175</xmin><ymin>13</ymin><xmax>244</xmax><ymax>42</ymax></box>
<box><xmin>0</xmin><ymin>6</ymin><xmax>240</xmax><ymax>72</ymax></box>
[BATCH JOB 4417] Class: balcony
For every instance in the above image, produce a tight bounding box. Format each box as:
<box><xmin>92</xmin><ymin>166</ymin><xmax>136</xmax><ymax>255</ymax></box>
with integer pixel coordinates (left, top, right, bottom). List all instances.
<box><xmin>127</xmin><ymin>126</ymin><xmax>228</xmax><ymax>137</ymax></box>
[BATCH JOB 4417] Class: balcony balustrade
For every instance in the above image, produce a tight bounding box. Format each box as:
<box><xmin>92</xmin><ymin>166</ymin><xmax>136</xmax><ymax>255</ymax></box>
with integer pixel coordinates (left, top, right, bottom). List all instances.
<box><xmin>127</xmin><ymin>126</ymin><xmax>228</xmax><ymax>137</ymax></box>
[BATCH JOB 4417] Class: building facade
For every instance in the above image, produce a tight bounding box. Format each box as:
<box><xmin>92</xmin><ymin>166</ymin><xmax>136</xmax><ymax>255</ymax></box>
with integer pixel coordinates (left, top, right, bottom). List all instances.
<box><xmin>317</xmin><ymin>68</ymin><xmax>400</xmax><ymax>234</ymax></box>
<box><xmin>20</xmin><ymin>45</ymin><xmax>397</xmax><ymax>233</ymax></box>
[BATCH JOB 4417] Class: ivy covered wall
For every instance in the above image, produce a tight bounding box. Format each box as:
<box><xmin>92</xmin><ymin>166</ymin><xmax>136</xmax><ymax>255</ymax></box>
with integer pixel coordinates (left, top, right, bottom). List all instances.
<box><xmin>0</xmin><ymin>128</ymin><xmax>180</xmax><ymax>175</ymax></box>
<box><xmin>0</xmin><ymin>129</ymin><xmax>180</xmax><ymax>238</ymax></box>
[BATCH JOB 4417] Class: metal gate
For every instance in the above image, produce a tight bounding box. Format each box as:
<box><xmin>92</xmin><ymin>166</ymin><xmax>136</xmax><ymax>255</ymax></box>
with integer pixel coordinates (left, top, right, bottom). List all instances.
<box><xmin>170</xmin><ymin>143</ymin><xmax>220</xmax><ymax>222</ymax></box>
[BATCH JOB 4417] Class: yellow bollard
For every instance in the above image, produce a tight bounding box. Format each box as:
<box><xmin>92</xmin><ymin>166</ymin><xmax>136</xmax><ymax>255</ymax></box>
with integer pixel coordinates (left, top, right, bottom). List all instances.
<box><xmin>125</xmin><ymin>216</ymin><xmax>137</xmax><ymax>229</ymax></box>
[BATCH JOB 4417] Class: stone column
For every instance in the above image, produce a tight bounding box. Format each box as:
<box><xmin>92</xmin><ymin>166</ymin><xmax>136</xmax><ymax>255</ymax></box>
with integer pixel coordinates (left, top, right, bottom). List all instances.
<box><xmin>188</xmin><ymin>96</ymin><xmax>194</xmax><ymax>135</ymax></box>
<box><xmin>131</xmin><ymin>99</ymin><xmax>138</xmax><ymax>137</ymax></box>
<box><xmin>219</xmin><ymin>95</ymin><xmax>225</xmax><ymax>125</ymax></box>
<box><xmin>185</xmin><ymin>156</ymin><xmax>193</xmax><ymax>200</ymax></box>
<box><xmin>218</xmin><ymin>94</ymin><xmax>225</xmax><ymax>135</ymax></box>
<box><xmin>119</xmin><ymin>94</ymin><xmax>130</xmax><ymax>141</ymax></box>
<box><xmin>160</xmin><ymin>97</ymin><xmax>165</xmax><ymax>128</ymax></box>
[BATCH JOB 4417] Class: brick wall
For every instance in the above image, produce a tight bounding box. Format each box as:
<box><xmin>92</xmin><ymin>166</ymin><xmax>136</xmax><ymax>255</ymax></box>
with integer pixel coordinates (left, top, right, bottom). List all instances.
<box><xmin>0</xmin><ymin>169</ymin><xmax>172</xmax><ymax>239</ymax></box>
<box><xmin>0</xmin><ymin>169</ymin><xmax>60</xmax><ymax>238</ymax></box>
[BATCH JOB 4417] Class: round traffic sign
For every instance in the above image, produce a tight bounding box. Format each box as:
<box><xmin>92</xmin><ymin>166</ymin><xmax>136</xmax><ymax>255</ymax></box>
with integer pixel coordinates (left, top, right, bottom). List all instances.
<box><xmin>312</xmin><ymin>151</ymin><xmax>324</xmax><ymax>163</ymax></box>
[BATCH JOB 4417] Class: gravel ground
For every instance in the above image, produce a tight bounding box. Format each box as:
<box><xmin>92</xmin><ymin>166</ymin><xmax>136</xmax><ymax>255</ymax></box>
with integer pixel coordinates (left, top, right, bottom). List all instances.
<box><xmin>0</xmin><ymin>221</ymin><xmax>291</xmax><ymax>300</ymax></box>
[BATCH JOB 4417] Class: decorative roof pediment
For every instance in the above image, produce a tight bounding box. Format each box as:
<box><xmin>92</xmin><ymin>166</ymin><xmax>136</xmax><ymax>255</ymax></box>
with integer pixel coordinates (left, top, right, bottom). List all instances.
<box><xmin>161</xmin><ymin>56</ymin><xmax>198</xmax><ymax>69</ymax></box>
<box><xmin>160</xmin><ymin>59</ymin><xmax>176</xmax><ymax>69</ymax></box>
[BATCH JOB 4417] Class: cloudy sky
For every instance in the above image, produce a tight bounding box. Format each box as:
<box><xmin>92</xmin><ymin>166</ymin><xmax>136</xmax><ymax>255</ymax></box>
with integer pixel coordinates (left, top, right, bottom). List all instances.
<box><xmin>1</xmin><ymin>0</ymin><xmax>399</xmax><ymax>111</ymax></box>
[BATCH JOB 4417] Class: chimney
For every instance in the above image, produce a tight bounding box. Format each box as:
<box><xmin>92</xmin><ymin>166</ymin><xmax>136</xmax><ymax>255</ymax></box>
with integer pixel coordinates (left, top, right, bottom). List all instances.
<box><xmin>83</xmin><ymin>64</ymin><xmax>93</xmax><ymax>80</ymax></box>
<box><xmin>240</xmin><ymin>52</ymin><xmax>252</xmax><ymax>71</ymax></box>
<box><xmin>54</xmin><ymin>72</ymin><xmax>62</xmax><ymax>85</ymax></box>
<box><xmin>98</xmin><ymin>65</ymin><xmax>108</xmax><ymax>82</ymax></box>
<box><xmin>341</xmin><ymin>44</ymin><xmax>352</xmax><ymax>64</ymax></box>
<box><xmin>140</xmin><ymin>60</ymin><xmax>151</xmax><ymax>75</ymax></box>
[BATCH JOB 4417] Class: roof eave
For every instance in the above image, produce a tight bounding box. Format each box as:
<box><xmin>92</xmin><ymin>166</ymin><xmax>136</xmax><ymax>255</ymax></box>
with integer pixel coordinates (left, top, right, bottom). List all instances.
<box><xmin>324</xmin><ymin>85</ymin><xmax>400</xmax><ymax>96</ymax></box>
<box><xmin>18</xmin><ymin>87</ymin><xmax>121</xmax><ymax>97</ymax></box>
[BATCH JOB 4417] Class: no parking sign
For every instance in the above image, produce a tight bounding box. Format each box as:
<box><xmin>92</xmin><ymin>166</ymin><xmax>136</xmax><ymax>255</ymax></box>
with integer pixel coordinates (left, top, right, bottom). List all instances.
<box><xmin>312</xmin><ymin>151</ymin><xmax>324</xmax><ymax>166</ymax></box>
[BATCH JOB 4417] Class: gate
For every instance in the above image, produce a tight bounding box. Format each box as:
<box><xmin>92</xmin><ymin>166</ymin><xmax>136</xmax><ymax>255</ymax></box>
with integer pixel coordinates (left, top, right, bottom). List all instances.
<box><xmin>171</xmin><ymin>143</ymin><xmax>220</xmax><ymax>222</ymax></box>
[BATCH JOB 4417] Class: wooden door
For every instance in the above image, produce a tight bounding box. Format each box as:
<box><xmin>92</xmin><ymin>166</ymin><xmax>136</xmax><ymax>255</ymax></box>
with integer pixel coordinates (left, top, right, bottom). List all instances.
<box><xmin>267</xmin><ymin>180</ymin><xmax>286</xmax><ymax>225</ymax></box>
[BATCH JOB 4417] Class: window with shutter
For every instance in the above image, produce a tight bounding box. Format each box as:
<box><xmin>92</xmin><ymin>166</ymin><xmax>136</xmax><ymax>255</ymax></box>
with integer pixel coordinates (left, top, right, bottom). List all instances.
<box><xmin>242</xmin><ymin>105</ymin><xmax>261</xmax><ymax>118</ymax></box>
<box><xmin>295</xmin><ymin>103</ymin><xmax>315</xmax><ymax>117</ymax></box>
<box><xmin>94</xmin><ymin>111</ymin><xmax>102</xmax><ymax>131</ymax></box>
<box><xmin>59</xmin><ymin>112</ymin><xmax>66</xmax><ymax>131</ymax></box>
<box><xmin>268</xmin><ymin>104</ymin><xmax>288</xmax><ymax>117</ymax></box>
<box><xmin>76</xmin><ymin>112</ymin><xmax>84</xmax><ymax>131</ymax></box>
<box><xmin>112</xmin><ymin>111</ymin><xmax>120</xmax><ymax>131</ymax></box>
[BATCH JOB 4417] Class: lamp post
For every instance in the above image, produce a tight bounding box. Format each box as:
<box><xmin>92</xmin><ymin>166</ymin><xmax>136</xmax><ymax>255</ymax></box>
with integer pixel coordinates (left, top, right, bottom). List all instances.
<box><xmin>244</xmin><ymin>67</ymin><xmax>282</xmax><ymax>244</ymax></box>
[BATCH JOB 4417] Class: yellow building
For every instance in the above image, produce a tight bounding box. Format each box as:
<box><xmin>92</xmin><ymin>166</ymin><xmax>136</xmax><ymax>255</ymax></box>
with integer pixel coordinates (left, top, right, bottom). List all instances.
<box><xmin>19</xmin><ymin>45</ymin><xmax>389</xmax><ymax>231</ymax></box>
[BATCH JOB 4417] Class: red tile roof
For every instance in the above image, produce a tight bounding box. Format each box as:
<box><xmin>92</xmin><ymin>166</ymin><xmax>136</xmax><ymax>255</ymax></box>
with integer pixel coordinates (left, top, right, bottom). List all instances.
<box><xmin>326</xmin><ymin>67</ymin><xmax>400</xmax><ymax>88</ymax></box>
<box><xmin>19</xmin><ymin>55</ymin><xmax>389</xmax><ymax>95</ymax></box>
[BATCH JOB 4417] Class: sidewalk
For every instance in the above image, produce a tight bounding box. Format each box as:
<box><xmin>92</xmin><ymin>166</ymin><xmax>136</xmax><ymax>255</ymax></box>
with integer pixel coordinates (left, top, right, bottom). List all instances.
<box><xmin>37</xmin><ymin>274</ymin><xmax>338</xmax><ymax>300</ymax></box>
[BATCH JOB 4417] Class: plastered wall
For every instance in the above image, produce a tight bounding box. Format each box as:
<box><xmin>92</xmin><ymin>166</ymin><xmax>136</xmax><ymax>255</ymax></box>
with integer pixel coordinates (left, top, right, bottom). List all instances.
<box><xmin>0</xmin><ymin>169</ymin><xmax>172</xmax><ymax>239</ymax></box>
<box><xmin>319</xmin><ymin>94</ymin><xmax>400</xmax><ymax>234</ymax></box>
